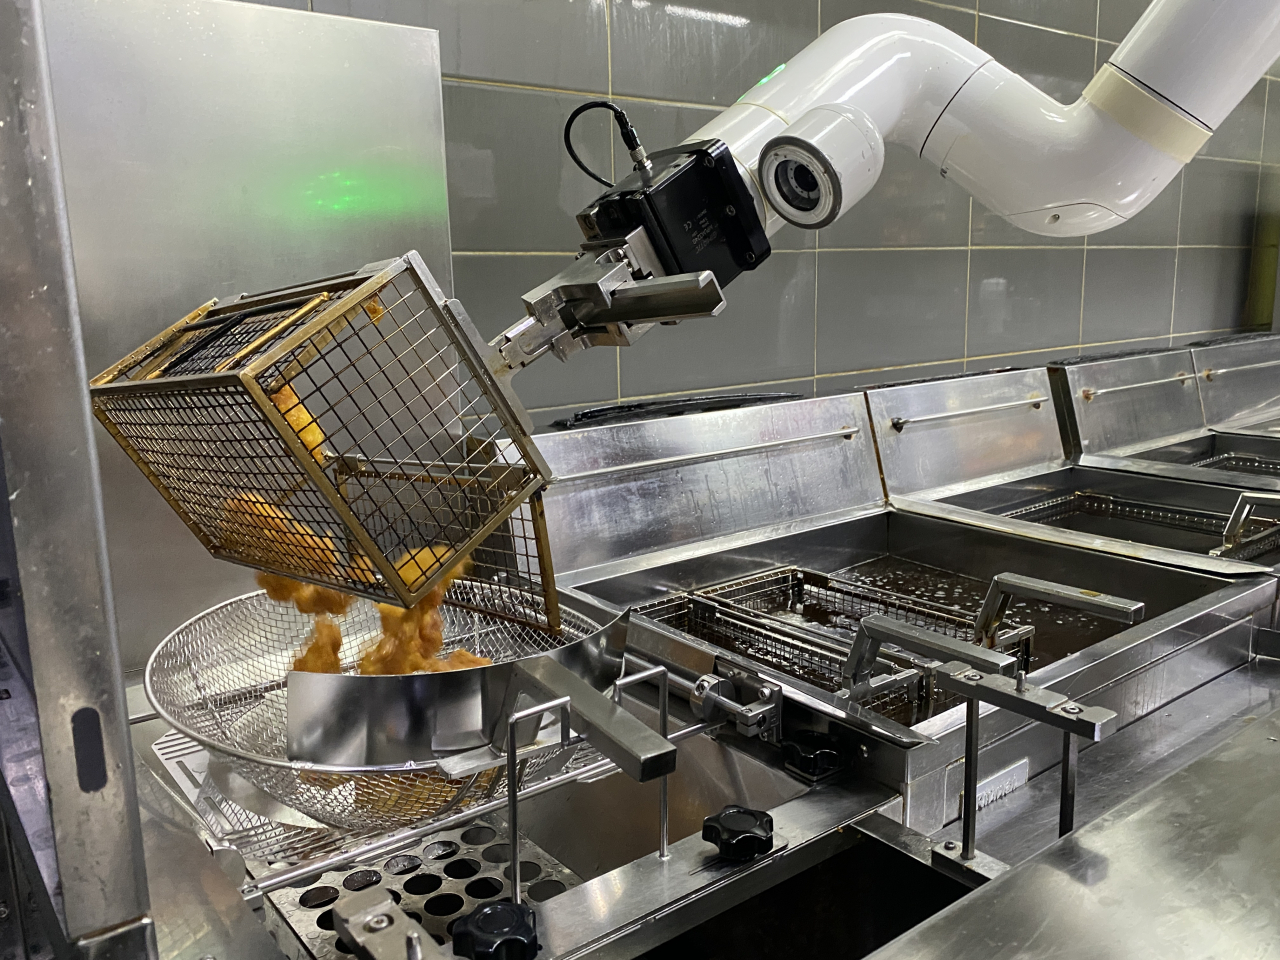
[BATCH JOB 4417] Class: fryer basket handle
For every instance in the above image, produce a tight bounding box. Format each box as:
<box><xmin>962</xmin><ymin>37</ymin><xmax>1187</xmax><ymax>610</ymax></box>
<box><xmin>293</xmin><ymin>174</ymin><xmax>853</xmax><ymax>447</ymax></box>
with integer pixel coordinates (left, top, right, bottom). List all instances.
<box><xmin>975</xmin><ymin>573</ymin><xmax>1145</xmax><ymax>645</ymax></box>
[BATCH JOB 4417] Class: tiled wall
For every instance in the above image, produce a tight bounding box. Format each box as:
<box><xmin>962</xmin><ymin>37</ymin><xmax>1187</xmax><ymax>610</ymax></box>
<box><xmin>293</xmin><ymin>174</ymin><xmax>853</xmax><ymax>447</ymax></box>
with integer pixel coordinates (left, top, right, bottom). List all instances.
<box><xmin>261</xmin><ymin>0</ymin><xmax>1280</xmax><ymax>422</ymax></box>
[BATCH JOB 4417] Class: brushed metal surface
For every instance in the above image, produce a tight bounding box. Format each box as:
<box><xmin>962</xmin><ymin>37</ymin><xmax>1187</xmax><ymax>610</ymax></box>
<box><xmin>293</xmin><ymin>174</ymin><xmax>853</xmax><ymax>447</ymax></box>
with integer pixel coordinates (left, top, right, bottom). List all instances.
<box><xmin>1193</xmin><ymin>334</ymin><xmax>1280</xmax><ymax>429</ymax></box>
<box><xmin>866</xmin><ymin>369</ymin><xmax>1065</xmax><ymax>499</ymax></box>
<box><xmin>865</xmin><ymin>704</ymin><xmax>1280</xmax><ymax>960</ymax></box>
<box><xmin>40</xmin><ymin>0</ymin><xmax>453</xmax><ymax>672</ymax></box>
<box><xmin>1048</xmin><ymin>349</ymin><xmax>1203</xmax><ymax>457</ymax></box>
<box><xmin>0</xmin><ymin>0</ymin><xmax>151</xmax><ymax>939</ymax></box>
<box><xmin>537</xmin><ymin>394</ymin><xmax>881</xmax><ymax>582</ymax></box>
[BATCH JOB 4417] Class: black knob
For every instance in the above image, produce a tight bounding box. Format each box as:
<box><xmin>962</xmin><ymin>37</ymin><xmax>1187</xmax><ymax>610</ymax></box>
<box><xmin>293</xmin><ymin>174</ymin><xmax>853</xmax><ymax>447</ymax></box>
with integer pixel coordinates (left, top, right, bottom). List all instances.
<box><xmin>702</xmin><ymin>805</ymin><xmax>774</xmax><ymax>860</ymax></box>
<box><xmin>451</xmin><ymin>901</ymin><xmax>539</xmax><ymax>960</ymax></box>
<box><xmin>782</xmin><ymin>730</ymin><xmax>842</xmax><ymax>780</ymax></box>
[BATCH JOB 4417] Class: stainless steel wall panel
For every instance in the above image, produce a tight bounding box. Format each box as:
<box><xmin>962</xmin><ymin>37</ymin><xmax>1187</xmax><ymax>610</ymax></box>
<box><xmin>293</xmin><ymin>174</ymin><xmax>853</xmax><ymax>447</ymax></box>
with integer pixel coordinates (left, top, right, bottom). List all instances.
<box><xmin>536</xmin><ymin>395</ymin><xmax>882</xmax><ymax>583</ymax></box>
<box><xmin>1192</xmin><ymin>334</ymin><xmax>1280</xmax><ymax>429</ymax></box>
<box><xmin>40</xmin><ymin>0</ymin><xmax>453</xmax><ymax>670</ymax></box>
<box><xmin>1048</xmin><ymin>350</ymin><xmax>1204</xmax><ymax>457</ymax></box>
<box><xmin>866</xmin><ymin>369</ymin><xmax>1065</xmax><ymax>499</ymax></box>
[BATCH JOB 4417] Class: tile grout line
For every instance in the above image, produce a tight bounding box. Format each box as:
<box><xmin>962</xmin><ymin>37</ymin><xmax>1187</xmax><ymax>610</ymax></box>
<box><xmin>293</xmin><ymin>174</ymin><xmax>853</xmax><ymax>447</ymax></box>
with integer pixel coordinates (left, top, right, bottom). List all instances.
<box><xmin>1169</xmin><ymin>170</ymin><xmax>1187</xmax><ymax>345</ymax></box>
<box><xmin>963</xmin><ymin>196</ymin><xmax>973</xmax><ymax>370</ymax></box>
<box><xmin>441</xmin><ymin>74</ymin><xmax>722</xmax><ymax>113</ymax></box>
<box><xmin>1251</xmin><ymin>80</ymin><xmax>1269</xmax><ymax>256</ymax></box>
<box><xmin>1079</xmin><ymin>236</ymin><xmax>1088</xmax><ymax>351</ymax></box>
<box><xmin>454</xmin><ymin>243</ymin><xmax>1253</xmax><ymax>256</ymax></box>
<box><xmin>813</xmin><ymin>229</ymin><xmax>820</xmax><ymax>397</ymax></box>
<box><xmin>522</xmin><ymin>326</ymin><xmax>1247</xmax><ymax>415</ymax></box>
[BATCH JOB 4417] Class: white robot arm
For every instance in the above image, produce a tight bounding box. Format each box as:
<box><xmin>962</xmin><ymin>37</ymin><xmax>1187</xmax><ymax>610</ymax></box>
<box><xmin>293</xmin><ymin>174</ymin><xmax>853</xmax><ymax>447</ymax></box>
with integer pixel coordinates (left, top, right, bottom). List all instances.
<box><xmin>492</xmin><ymin>0</ymin><xmax>1280</xmax><ymax>374</ymax></box>
<box><xmin>700</xmin><ymin>0</ymin><xmax>1280</xmax><ymax>238</ymax></box>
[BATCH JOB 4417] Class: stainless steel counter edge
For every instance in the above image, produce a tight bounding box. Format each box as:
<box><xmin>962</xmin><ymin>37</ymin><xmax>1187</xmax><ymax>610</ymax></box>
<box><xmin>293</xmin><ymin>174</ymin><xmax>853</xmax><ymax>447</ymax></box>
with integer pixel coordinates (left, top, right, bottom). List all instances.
<box><xmin>1079</xmin><ymin>453</ymin><xmax>1280</xmax><ymax>493</ymax></box>
<box><xmin>537</xmin><ymin>778</ymin><xmax>896</xmax><ymax>960</ymax></box>
<box><xmin>890</xmin><ymin>495</ymin><xmax>1269</xmax><ymax>577</ymax></box>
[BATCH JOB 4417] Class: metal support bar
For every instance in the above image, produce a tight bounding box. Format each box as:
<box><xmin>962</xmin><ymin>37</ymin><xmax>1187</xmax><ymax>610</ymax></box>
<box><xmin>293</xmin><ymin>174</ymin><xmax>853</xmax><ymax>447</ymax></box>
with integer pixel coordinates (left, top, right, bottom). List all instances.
<box><xmin>962</xmin><ymin>697</ymin><xmax>980</xmax><ymax>861</ymax></box>
<box><xmin>890</xmin><ymin>395</ymin><xmax>1046</xmax><ymax>431</ymax></box>
<box><xmin>615</xmin><ymin>657</ymin><xmax>671</xmax><ymax>859</ymax></box>
<box><xmin>1060</xmin><ymin>731</ymin><xmax>1078</xmax><ymax>837</ymax></box>
<box><xmin>1201</xmin><ymin>358</ymin><xmax>1280</xmax><ymax>379</ymax></box>
<box><xmin>1080</xmin><ymin>372</ymin><xmax>1194</xmax><ymax>399</ymax></box>
<box><xmin>506</xmin><ymin>696</ymin><xmax>571</xmax><ymax>908</ymax></box>
<box><xmin>936</xmin><ymin>661</ymin><xmax>1118</xmax><ymax>868</ymax></box>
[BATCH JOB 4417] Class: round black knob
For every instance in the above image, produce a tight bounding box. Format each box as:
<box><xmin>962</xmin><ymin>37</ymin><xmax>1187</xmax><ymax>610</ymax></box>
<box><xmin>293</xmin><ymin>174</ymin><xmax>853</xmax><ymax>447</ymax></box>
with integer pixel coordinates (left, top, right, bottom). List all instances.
<box><xmin>782</xmin><ymin>730</ymin><xmax>842</xmax><ymax>780</ymax></box>
<box><xmin>702</xmin><ymin>805</ymin><xmax>774</xmax><ymax>861</ymax></box>
<box><xmin>451</xmin><ymin>901</ymin><xmax>539</xmax><ymax>960</ymax></box>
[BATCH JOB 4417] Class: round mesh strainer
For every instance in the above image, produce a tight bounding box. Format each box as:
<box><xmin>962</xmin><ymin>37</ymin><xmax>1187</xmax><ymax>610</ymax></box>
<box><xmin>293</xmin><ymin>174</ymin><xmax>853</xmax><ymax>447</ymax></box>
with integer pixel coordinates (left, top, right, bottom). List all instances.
<box><xmin>146</xmin><ymin>581</ymin><xmax>599</xmax><ymax>829</ymax></box>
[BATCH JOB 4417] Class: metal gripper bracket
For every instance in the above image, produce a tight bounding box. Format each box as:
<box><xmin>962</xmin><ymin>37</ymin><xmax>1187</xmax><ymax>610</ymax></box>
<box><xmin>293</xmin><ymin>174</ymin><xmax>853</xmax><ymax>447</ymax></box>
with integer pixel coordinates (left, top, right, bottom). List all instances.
<box><xmin>488</xmin><ymin>227</ymin><xmax>725</xmax><ymax>378</ymax></box>
<box><xmin>929</xmin><ymin>661</ymin><xmax>1118</xmax><ymax>888</ymax></box>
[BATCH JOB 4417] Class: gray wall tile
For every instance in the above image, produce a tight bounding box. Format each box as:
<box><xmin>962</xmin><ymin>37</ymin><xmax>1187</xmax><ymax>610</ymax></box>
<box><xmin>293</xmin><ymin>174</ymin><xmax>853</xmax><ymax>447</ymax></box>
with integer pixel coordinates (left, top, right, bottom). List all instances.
<box><xmin>967</xmin><ymin>248</ymin><xmax>1085</xmax><ymax>356</ymax></box>
<box><xmin>452</xmin><ymin>253</ymin><xmax>619</xmax><ymax>407</ymax></box>
<box><xmin>979</xmin><ymin>0</ymin><xmax>1096</xmax><ymax>38</ymax></box>
<box><xmin>820</xmin><ymin>144</ymin><xmax>970</xmax><ymax>249</ymax></box>
<box><xmin>816</xmin><ymin>361</ymin><xmax>966</xmax><ymax>395</ymax></box>
<box><xmin>1172</xmin><ymin>247</ymin><xmax>1253</xmax><ymax>335</ymax></box>
<box><xmin>310</xmin><ymin>0</ymin><xmax>608</xmax><ymax>90</ymax></box>
<box><xmin>977</xmin><ymin>15</ymin><xmax>1096</xmax><ymax>104</ymax></box>
<box><xmin>1263</xmin><ymin>80</ymin><xmax>1280</xmax><ymax>165</ymax></box>
<box><xmin>444</xmin><ymin>81</ymin><xmax>611</xmax><ymax>251</ymax></box>
<box><xmin>816</xmin><ymin>250</ymin><xmax>967</xmax><ymax>373</ymax></box>
<box><xmin>610</xmin><ymin>0</ymin><xmax>819</xmax><ymax>106</ymax></box>
<box><xmin>301</xmin><ymin>0</ymin><xmax>1269</xmax><ymax>410</ymax></box>
<box><xmin>1097</xmin><ymin>0</ymin><xmax>1150</xmax><ymax>43</ymax></box>
<box><xmin>1081</xmin><ymin>247</ymin><xmax>1176</xmax><ymax>343</ymax></box>
<box><xmin>619</xmin><ymin>251</ymin><xmax>817</xmax><ymax>395</ymax></box>
<box><xmin>822</xmin><ymin>0</ymin><xmax>975</xmax><ymax>37</ymax></box>
<box><xmin>1178</xmin><ymin>159</ymin><xmax>1260</xmax><ymax>247</ymax></box>
<box><xmin>1200</xmin><ymin>80</ymin><xmax>1266</xmax><ymax>162</ymax></box>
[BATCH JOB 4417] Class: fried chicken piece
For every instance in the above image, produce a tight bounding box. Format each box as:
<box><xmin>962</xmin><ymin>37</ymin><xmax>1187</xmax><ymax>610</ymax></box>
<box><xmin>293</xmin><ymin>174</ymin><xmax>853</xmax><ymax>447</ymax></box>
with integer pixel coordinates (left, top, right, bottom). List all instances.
<box><xmin>256</xmin><ymin>571</ymin><xmax>354</xmax><ymax>617</ymax></box>
<box><xmin>291</xmin><ymin>615</ymin><xmax>343</xmax><ymax>673</ymax></box>
<box><xmin>223</xmin><ymin>493</ymin><xmax>339</xmax><ymax>575</ymax></box>
<box><xmin>357</xmin><ymin>547</ymin><xmax>479</xmax><ymax>676</ymax></box>
<box><xmin>429</xmin><ymin>649</ymin><xmax>493</xmax><ymax>671</ymax></box>
<box><xmin>271</xmin><ymin>383</ymin><xmax>327</xmax><ymax>465</ymax></box>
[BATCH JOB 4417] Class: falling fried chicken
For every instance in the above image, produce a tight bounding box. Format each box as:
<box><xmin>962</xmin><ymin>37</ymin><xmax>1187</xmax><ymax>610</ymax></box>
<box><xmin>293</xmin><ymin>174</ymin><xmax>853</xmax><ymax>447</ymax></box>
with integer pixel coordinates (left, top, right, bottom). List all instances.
<box><xmin>291</xmin><ymin>614</ymin><xmax>344</xmax><ymax>673</ymax></box>
<box><xmin>358</xmin><ymin>546</ymin><xmax>492</xmax><ymax>676</ymax></box>
<box><xmin>256</xmin><ymin>544</ymin><xmax>492</xmax><ymax>676</ymax></box>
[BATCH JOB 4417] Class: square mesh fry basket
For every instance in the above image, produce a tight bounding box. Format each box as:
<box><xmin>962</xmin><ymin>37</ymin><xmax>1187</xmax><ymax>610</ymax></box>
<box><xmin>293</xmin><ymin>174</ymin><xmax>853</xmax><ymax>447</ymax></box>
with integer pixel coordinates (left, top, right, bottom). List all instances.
<box><xmin>91</xmin><ymin>251</ymin><xmax>559</xmax><ymax>630</ymax></box>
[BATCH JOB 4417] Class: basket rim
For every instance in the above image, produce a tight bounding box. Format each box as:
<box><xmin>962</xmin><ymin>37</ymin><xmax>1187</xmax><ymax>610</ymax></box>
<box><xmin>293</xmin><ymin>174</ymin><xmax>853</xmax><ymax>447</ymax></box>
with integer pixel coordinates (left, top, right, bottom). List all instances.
<box><xmin>143</xmin><ymin>585</ymin><xmax>596</xmax><ymax>775</ymax></box>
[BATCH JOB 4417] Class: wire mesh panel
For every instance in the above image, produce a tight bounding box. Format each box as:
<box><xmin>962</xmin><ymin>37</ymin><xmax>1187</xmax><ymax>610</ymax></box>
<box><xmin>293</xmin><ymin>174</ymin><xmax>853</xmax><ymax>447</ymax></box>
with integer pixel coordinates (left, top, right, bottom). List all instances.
<box><xmin>146</xmin><ymin>588</ymin><xmax>599</xmax><ymax>829</ymax></box>
<box><xmin>92</xmin><ymin>253</ymin><xmax>557</xmax><ymax>626</ymax></box>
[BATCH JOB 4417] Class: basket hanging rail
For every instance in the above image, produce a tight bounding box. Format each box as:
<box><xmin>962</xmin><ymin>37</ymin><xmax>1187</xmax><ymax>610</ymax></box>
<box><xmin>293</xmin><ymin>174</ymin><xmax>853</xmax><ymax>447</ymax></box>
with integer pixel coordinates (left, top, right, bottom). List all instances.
<box><xmin>90</xmin><ymin>251</ymin><xmax>559</xmax><ymax>625</ymax></box>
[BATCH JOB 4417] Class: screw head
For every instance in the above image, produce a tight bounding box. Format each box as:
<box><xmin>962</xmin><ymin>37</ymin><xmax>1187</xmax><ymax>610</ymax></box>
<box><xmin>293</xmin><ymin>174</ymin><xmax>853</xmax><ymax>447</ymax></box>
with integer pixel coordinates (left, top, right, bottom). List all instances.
<box><xmin>964</xmin><ymin>672</ymin><xmax>982</xmax><ymax>681</ymax></box>
<box><xmin>746</xmin><ymin>251</ymin><xmax>756</xmax><ymax>262</ymax></box>
<box><xmin>364</xmin><ymin>914</ymin><xmax>393</xmax><ymax>933</ymax></box>
<box><xmin>725</xmin><ymin>204</ymin><xmax>736</xmax><ymax>216</ymax></box>
<box><xmin>704</xmin><ymin>155</ymin><xmax>715</xmax><ymax>167</ymax></box>
<box><xmin>943</xmin><ymin>840</ymin><xmax>957</xmax><ymax>851</ymax></box>
<box><xmin>1062</xmin><ymin>704</ymin><xmax>1083</xmax><ymax>715</ymax></box>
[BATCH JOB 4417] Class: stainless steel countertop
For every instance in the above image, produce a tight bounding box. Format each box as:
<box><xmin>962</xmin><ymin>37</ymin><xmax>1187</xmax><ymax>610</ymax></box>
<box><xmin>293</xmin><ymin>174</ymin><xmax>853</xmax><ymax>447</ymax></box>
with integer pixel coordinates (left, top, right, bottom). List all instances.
<box><xmin>866</xmin><ymin>693</ymin><xmax>1280</xmax><ymax>959</ymax></box>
